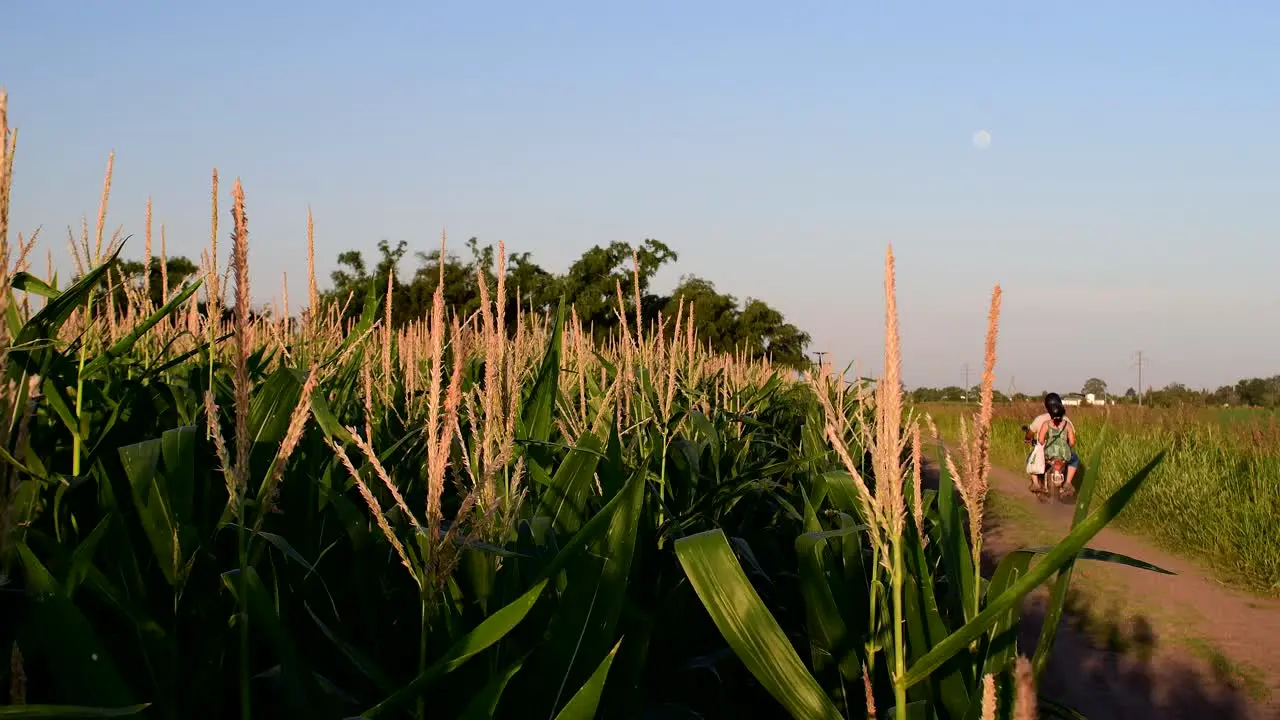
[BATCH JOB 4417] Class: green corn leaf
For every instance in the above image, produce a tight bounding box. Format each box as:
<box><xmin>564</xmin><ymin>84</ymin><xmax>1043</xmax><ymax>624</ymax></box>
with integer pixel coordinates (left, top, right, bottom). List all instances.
<box><xmin>931</xmin><ymin>442</ymin><xmax>977</xmax><ymax>625</ymax></box>
<box><xmin>1032</xmin><ymin>438</ymin><xmax>1104</xmax><ymax>681</ymax></box>
<box><xmin>675</xmin><ymin>528</ymin><xmax>843</xmax><ymax>720</ymax></box>
<box><xmin>15</xmin><ymin>543</ymin><xmax>136</xmax><ymax>708</ymax></box>
<box><xmin>524</xmin><ymin>462</ymin><xmax>645</xmax><ymax>718</ymax></box>
<box><xmin>833</xmin><ymin>513</ymin><xmax>870</xmax><ymax>647</ymax></box>
<box><xmin>977</xmin><ymin>537</ymin><xmax>1177</xmax><ymax>686</ymax></box>
<box><xmin>600</xmin><ymin>419</ymin><xmax>626</xmax><ymax>500</ymax></box>
<box><xmin>304</xmin><ymin>603</ymin><xmax>395</xmax><ymax>694</ymax></box>
<box><xmin>82</xmin><ymin>278</ymin><xmax>202</xmax><ymax>377</ymax></box>
<box><xmin>64</xmin><ymin>516</ymin><xmax>113</xmax><ymax>598</ymax></box>
<box><xmin>551</xmin><ymin>639</ymin><xmax>623</xmax><ymax>720</ymax></box>
<box><xmin>248</xmin><ymin>366</ymin><xmax>308</xmax><ymax>446</ymax></box>
<box><xmin>462</xmin><ymin>547</ymin><xmax>499</xmax><ymax>615</ymax></box>
<box><xmin>457</xmin><ymin>655</ymin><xmax>527</xmax><ymax>720</ymax></box>
<box><xmin>117</xmin><ymin>437</ymin><xmax>180</xmax><ymax>586</ymax></box>
<box><xmin>40</xmin><ymin>375</ymin><xmax>85</xmax><ymax>450</ymax></box>
<box><xmin>307</xmin><ymin>380</ymin><xmax>353</xmax><ymax>445</ymax></box>
<box><xmin>8</xmin><ymin>242</ymin><xmax>125</xmax><ymax>381</ymax></box>
<box><xmin>822</xmin><ymin>469</ymin><xmax>871</xmax><ymax>526</ymax></box>
<box><xmin>795</xmin><ymin>526</ymin><xmax>863</xmax><ymax>682</ymax></box>
<box><xmin>11</xmin><ymin>271</ymin><xmax>61</xmax><ymax>298</ymax></box>
<box><xmin>536</xmin><ymin>430</ymin><xmax>605</xmax><ymax>535</ymax></box>
<box><xmin>325</xmin><ymin>279</ymin><xmax>380</xmax><ymax>368</ymax></box>
<box><xmin>901</xmin><ymin>517</ymin><xmax>971</xmax><ymax>717</ymax></box>
<box><xmin>159</xmin><ymin>426</ymin><xmax>198</xmax><ymax>545</ymax></box>
<box><xmin>4</xmin><ymin>289</ymin><xmax>21</xmax><ymax>338</ymax></box>
<box><xmin>240</xmin><ymin>527</ymin><xmax>339</xmax><ymax>615</ymax></box>
<box><xmin>980</xmin><ymin>551</ymin><xmax>1032</xmax><ymax>677</ymax></box>
<box><xmin>900</xmin><ymin>450</ymin><xmax>1165</xmax><ymax>690</ymax></box>
<box><xmin>535</xmin><ymin>468</ymin><xmax>644</xmax><ymax>584</ymax></box>
<box><xmin>221</xmin><ymin>567</ymin><xmax>326</xmax><ymax>714</ymax></box>
<box><xmin>521</xmin><ymin>297</ymin><xmax>565</xmax><ymax>448</ymax></box>
<box><xmin>689</xmin><ymin>410</ymin><xmax>722</xmax><ymax>474</ymax></box>
<box><xmin>361</xmin><ymin>579</ymin><xmax>549</xmax><ymax>718</ymax></box>
<box><xmin>1019</xmin><ymin>547</ymin><xmax>1173</xmax><ymax>576</ymax></box>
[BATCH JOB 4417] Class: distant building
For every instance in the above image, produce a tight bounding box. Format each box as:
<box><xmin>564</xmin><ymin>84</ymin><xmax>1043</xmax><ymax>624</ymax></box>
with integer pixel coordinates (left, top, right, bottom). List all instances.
<box><xmin>1068</xmin><ymin>392</ymin><xmax>1113</xmax><ymax>406</ymax></box>
<box><xmin>1060</xmin><ymin>392</ymin><xmax>1109</xmax><ymax>406</ymax></box>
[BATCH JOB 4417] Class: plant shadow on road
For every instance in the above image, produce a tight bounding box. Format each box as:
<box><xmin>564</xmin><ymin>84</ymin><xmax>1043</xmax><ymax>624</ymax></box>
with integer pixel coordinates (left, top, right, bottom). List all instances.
<box><xmin>977</xmin><ymin>496</ymin><xmax>1263</xmax><ymax>719</ymax></box>
<box><xmin>915</xmin><ymin>454</ymin><xmax>1264</xmax><ymax>719</ymax></box>
<box><xmin>987</xmin><ymin>552</ymin><xmax>1259</xmax><ymax>719</ymax></box>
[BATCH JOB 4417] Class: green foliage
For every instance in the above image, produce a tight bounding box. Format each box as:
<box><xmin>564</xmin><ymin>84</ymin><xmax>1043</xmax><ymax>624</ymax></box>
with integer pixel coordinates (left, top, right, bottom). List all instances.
<box><xmin>0</xmin><ymin>245</ymin><xmax>1164</xmax><ymax>720</ymax></box>
<box><xmin>0</xmin><ymin>245</ymin><xmax>821</xmax><ymax>718</ymax></box>
<box><xmin>318</xmin><ymin>237</ymin><xmax>814</xmax><ymax>369</ymax></box>
<box><xmin>115</xmin><ymin>257</ymin><xmax>200</xmax><ymax>309</ymax></box>
<box><xmin>676</xmin><ymin>435</ymin><xmax>1169</xmax><ymax>719</ymax></box>
<box><xmin>668</xmin><ymin>277</ymin><xmax>812</xmax><ymax>369</ymax></box>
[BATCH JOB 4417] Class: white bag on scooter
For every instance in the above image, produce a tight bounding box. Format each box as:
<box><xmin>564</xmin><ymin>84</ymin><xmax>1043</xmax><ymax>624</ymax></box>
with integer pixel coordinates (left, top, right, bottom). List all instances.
<box><xmin>1025</xmin><ymin>443</ymin><xmax>1045</xmax><ymax>475</ymax></box>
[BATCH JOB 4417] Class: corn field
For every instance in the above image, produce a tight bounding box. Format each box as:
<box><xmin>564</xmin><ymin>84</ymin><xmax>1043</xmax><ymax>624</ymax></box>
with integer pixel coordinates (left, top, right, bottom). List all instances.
<box><xmin>0</xmin><ymin>89</ymin><xmax>1169</xmax><ymax>719</ymax></box>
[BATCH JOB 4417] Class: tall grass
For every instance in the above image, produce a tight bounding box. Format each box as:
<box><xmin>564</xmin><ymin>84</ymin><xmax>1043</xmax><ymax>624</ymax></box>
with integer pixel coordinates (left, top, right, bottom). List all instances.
<box><xmin>0</xmin><ymin>87</ymin><xmax>1167</xmax><ymax>719</ymax></box>
<box><xmin>924</xmin><ymin>402</ymin><xmax>1280</xmax><ymax>593</ymax></box>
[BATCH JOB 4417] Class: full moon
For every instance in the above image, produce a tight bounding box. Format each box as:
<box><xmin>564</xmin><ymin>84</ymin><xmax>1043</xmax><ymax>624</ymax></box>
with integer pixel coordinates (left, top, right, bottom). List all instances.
<box><xmin>972</xmin><ymin>130</ymin><xmax>992</xmax><ymax>150</ymax></box>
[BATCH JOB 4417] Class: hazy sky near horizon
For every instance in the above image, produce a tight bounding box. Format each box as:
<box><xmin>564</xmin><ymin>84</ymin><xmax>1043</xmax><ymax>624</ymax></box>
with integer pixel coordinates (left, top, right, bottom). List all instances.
<box><xmin>4</xmin><ymin>1</ymin><xmax>1278</xmax><ymax>392</ymax></box>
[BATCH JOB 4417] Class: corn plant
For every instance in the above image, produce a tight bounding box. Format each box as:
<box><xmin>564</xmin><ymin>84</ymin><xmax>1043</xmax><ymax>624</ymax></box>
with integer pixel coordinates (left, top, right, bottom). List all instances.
<box><xmin>0</xmin><ymin>88</ymin><xmax>1176</xmax><ymax>720</ymax></box>
<box><xmin>0</xmin><ymin>159</ymin><xmax>845</xmax><ymax>718</ymax></box>
<box><xmin>673</xmin><ymin>250</ymin><xmax>1172</xmax><ymax>720</ymax></box>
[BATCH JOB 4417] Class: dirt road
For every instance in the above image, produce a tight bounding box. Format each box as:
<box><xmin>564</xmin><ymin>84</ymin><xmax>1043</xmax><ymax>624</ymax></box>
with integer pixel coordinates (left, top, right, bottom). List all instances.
<box><xmin>970</xmin><ymin>458</ymin><xmax>1280</xmax><ymax>719</ymax></box>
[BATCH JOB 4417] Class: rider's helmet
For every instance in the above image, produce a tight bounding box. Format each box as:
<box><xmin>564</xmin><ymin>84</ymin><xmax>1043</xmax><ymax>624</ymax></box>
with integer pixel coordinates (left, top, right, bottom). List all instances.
<box><xmin>1044</xmin><ymin>392</ymin><xmax>1066</xmax><ymax>420</ymax></box>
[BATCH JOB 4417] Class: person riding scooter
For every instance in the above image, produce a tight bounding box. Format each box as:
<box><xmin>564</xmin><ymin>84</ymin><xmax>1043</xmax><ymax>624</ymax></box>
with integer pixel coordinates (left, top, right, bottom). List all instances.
<box><xmin>1024</xmin><ymin>392</ymin><xmax>1075</xmax><ymax>491</ymax></box>
<box><xmin>1035</xmin><ymin>393</ymin><xmax>1078</xmax><ymax>495</ymax></box>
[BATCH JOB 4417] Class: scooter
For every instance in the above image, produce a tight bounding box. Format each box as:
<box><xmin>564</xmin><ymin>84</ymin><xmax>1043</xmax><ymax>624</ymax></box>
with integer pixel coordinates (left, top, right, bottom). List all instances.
<box><xmin>1045</xmin><ymin>456</ymin><xmax>1068</xmax><ymax>503</ymax></box>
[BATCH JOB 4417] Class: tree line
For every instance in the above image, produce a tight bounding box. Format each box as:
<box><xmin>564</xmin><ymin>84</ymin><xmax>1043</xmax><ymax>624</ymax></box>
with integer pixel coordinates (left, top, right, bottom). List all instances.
<box><xmin>98</xmin><ymin>236</ymin><xmax>814</xmax><ymax>370</ymax></box>
<box><xmin>908</xmin><ymin>375</ymin><xmax>1280</xmax><ymax>409</ymax></box>
<box><xmin>321</xmin><ymin>237</ymin><xmax>812</xmax><ymax>369</ymax></box>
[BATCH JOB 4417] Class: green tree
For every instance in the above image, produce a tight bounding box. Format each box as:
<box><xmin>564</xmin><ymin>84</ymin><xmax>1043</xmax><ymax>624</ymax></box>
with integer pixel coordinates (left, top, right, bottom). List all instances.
<box><xmin>317</xmin><ymin>237</ymin><xmax>813</xmax><ymax>367</ymax></box>
<box><xmin>908</xmin><ymin>387</ymin><xmax>942</xmax><ymax>403</ymax></box>
<box><xmin>1144</xmin><ymin>382</ymin><xmax>1206</xmax><ymax>408</ymax></box>
<box><xmin>1208</xmin><ymin>385</ymin><xmax>1240</xmax><ymax>406</ymax></box>
<box><xmin>664</xmin><ymin>277</ymin><xmax>811</xmax><ymax>369</ymax></box>
<box><xmin>1234</xmin><ymin>377</ymin><xmax>1280</xmax><ymax>407</ymax></box>
<box><xmin>1082</xmin><ymin>377</ymin><xmax>1107</xmax><ymax>397</ymax></box>
<box><xmin>115</xmin><ymin>256</ymin><xmax>200</xmax><ymax>307</ymax></box>
<box><xmin>86</xmin><ymin>255</ymin><xmax>200</xmax><ymax>322</ymax></box>
<box><xmin>558</xmin><ymin>239</ymin><xmax>678</xmax><ymax>336</ymax></box>
<box><xmin>736</xmin><ymin>298</ymin><xmax>811</xmax><ymax>368</ymax></box>
<box><xmin>666</xmin><ymin>277</ymin><xmax>739</xmax><ymax>349</ymax></box>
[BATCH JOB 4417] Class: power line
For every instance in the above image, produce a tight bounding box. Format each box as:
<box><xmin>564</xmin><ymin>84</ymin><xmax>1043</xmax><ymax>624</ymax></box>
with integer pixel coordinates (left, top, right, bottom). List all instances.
<box><xmin>811</xmin><ymin>351</ymin><xmax>829</xmax><ymax>374</ymax></box>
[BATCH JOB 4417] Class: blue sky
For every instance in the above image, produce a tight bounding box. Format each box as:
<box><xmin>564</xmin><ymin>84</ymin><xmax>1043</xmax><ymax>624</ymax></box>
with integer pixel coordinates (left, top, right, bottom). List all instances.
<box><xmin>4</xmin><ymin>0</ymin><xmax>1278</xmax><ymax>392</ymax></box>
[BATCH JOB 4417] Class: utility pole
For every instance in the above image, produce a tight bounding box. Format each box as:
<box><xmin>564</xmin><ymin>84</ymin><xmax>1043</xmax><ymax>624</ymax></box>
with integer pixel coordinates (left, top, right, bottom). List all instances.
<box><xmin>1134</xmin><ymin>351</ymin><xmax>1147</xmax><ymax>406</ymax></box>
<box><xmin>962</xmin><ymin>362</ymin><xmax>971</xmax><ymax>400</ymax></box>
<box><xmin>812</xmin><ymin>351</ymin><xmax>829</xmax><ymax>374</ymax></box>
